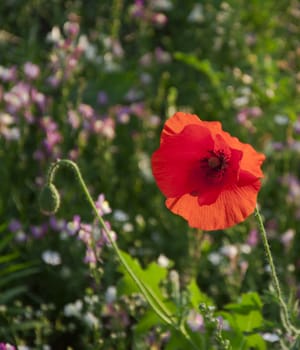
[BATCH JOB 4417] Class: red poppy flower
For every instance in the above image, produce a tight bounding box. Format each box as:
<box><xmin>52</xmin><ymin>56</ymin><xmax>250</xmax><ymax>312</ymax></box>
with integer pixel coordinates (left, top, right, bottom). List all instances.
<box><xmin>151</xmin><ymin>112</ymin><xmax>265</xmax><ymax>231</ymax></box>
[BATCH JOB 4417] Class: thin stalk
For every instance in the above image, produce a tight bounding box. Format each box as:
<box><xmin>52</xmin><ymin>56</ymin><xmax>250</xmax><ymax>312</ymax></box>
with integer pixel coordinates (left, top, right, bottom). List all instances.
<box><xmin>46</xmin><ymin>159</ymin><xmax>199</xmax><ymax>349</ymax></box>
<box><xmin>255</xmin><ymin>206</ymin><xmax>300</xmax><ymax>336</ymax></box>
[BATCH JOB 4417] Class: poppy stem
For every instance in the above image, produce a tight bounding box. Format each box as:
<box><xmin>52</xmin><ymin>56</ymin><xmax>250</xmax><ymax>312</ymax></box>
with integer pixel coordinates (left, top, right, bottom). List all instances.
<box><xmin>255</xmin><ymin>205</ymin><xmax>300</xmax><ymax>336</ymax></box>
<box><xmin>43</xmin><ymin>159</ymin><xmax>200</xmax><ymax>349</ymax></box>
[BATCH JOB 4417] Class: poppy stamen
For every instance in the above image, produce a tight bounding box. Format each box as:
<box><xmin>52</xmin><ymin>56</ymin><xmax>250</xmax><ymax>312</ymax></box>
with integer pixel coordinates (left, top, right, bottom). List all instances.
<box><xmin>201</xmin><ymin>150</ymin><xmax>229</xmax><ymax>181</ymax></box>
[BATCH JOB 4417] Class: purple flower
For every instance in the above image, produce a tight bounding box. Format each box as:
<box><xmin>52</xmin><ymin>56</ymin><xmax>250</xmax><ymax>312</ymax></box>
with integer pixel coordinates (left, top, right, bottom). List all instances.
<box><xmin>187</xmin><ymin>310</ymin><xmax>204</xmax><ymax>332</ymax></box>
<box><xmin>9</xmin><ymin>219</ymin><xmax>22</xmax><ymax>232</ymax></box>
<box><xmin>43</xmin><ymin>129</ymin><xmax>62</xmax><ymax>153</ymax></box>
<box><xmin>33</xmin><ymin>149</ymin><xmax>45</xmax><ymax>161</ymax></box>
<box><xmin>97</xmin><ymin>91</ymin><xmax>108</xmax><ymax>105</ymax></box>
<box><xmin>131</xmin><ymin>1</ymin><xmax>145</xmax><ymax>18</ymax></box>
<box><xmin>115</xmin><ymin>106</ymin><xmax>131</xmax><ymax>124</ymax></box>
<box><xmin>49</xmin><ymin>216</ymin><xmax>66</xmax><ymax>231</ymax></box>
<box><xmin>4</xmin><ymin>81</ymin><xmax>31</xmax><ymax>114</ymax></box>
<box><xmin>281</xmin><ymin>174</ymin><xmax>300</xmax><ymax>205</ymax></box>
<box><xmin>130</xmin><ymin>102</ymin><xmax>146</xmax><ymax>118</ymax></box>
<box><xmin>78</xmin><ymin>223</ymin><xmax>93</xmax><ymax>244</ymax></box>
<box><xmin>24</xmin><ymin>62</ymin><xmax>40</xmax><ymax>80</ymax></box>
<box><xmin>63</xmin><ymin>21</ymin><xmax>80</xmax><ymax>38</ymax></box>
<box><xmin>101</xmin><ymin>221</ymin><xmax>117</xmax><ymax>246</ymax></box>
<box><xmin>294</xmin><ymin>117</ymin><xmax>300</xmax><ymax>134</ymax></box>
<box><xmin>84</xmin><ymin>247</ymin><xmax>98</xmax><ymax>264</ymax></box>
<box><xmin>9</xmin><ymin>220</ymin><xmax>27</xmax><ymax>242</ymax></box>
<box><xmin>66</xmin><ymin>215</ymin><xmax>81</xmax><ymax>235</ymax></box>
<box><xmin>15</xmin><ymin>231</ymin><xmax>27</xmax><ymax>243</ymax></box>
<box><xmin>281</xmin><ymin>229</ymin><xmax>295</xmax><ymax>249</ymax></box>
<box><xmin>47</xmin><ymin>74</ymin><xmax>61</xmax><ymax>88</ymax></box>
<box><xmin>68</xmin><ymin>109</ymin><xmax>81</xmax><ymax>129</ymax></box>
<box><xmin>99</xmin><ymin>117</ymin><xmax>115</xmax><ymax>139</ymax></box>
<box><xmin>139</xmin><ymin>52</ymin><xmax>153</xmax><ymax>67</ymax></box>
<box><xmin>0</xmin><ymin>65</ymin><xmax>17</xmax><ymax>82</ymax></box>
<box><xmin>248</xmin><ymin>106</ymin><xmax>262</xmax><ymax>118</ymax></box>
<box><xmin>3</xmin><ymin>91</ymin><xmax>23</xmax><ymax>114</ymax></box>
<box><xmin>30</xmin><ymin>224</ymin><xmax>48</xmax><ymax>238</ymax></box>
<box><xmin>271</xmin><ymin>142</ymin><xmax>284</xmax><ymax>151</ymax></box>
<box><xmin>39</xmin><ymin>117</ymin><xmax>62</xmax><ymax>156</ymax></box>
<box><xmin>154</xmin><ymin>47</ymin><xmax>171</xmax><ymax>64</ymax></box>
<box><xmin>68</xmin><ymin>148</ymin><xmax>79</xmax><ymax>160</ymax></box>
<box><xmin>236</xmin><ymin>107</ymin><xmax>262</xmax><ymax>130</ymax></box>
<box><xmin>0</xmin><ymin>343</ymin><xmax>16</xmax><ymax>350</ymax></box>
<box><xmin>247</xmin><ymin>229</ymin><xmax>259</xmax><ymax>247</ymax></box>
<box><xmin>31</xmin><ymin>88</ymin><xmax>47</xmax><ymax>112</ymax></box>
<box><xmin>236</xmin><ymin>110</ymin><xmax>248</xmax><ymax>124</ymax></box>
<box><xmin>78</xmin><ymin>219</ymin><xmax>116</xmax><ymax>264</ymax></box>
<box><xmin>79</xmin><ymin>104</ymin><xmax>94</xmax><ymax>119</ymax></box>
<box><xmin>151</xmin><ymin>13</ymin><xmax>168</xmax><ymax>27</ymax></box>
<box><xmin>95</xmin><ymin>194</ymin><xmax>112</xmax><ymax>216</ymax></box>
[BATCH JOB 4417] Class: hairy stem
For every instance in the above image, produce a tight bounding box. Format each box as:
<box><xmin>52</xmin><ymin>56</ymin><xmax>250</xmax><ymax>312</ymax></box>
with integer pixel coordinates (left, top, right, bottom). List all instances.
<box><xmin>255</xmin><ymin>206</ymin><xmax>300</xmax><ymax>336</ymax></box>
<box><xmin>45</xmin><ymin>159</ymin><xmax>199</xmax><ymax>349</ymax></box>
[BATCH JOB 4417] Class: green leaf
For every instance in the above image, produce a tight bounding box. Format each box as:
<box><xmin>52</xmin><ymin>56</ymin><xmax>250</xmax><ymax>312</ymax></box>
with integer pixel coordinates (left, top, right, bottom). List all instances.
<box><xmin>225</xmin><ymin>292</ymin><xmax>263</xmax><ymax>314</ymax></box>
<box><xmin>0</xmin><ymin>252</ymin><xmax>19</xmax><ymax>264</ymax></box>
<box><xmin>0</xmin><ymin>266</ymin><xmax>39</xmax><ymax>288</ymax></box>
<box><xmin>165</xmin><ymin>328</ymin><xmax>205</xmax><ymax>350</ymax></box>
<box><xmin>174</xmin><ymin>52</ymin><xmax>222</xmax><ymax>88</ymax></box>
<box><xmin>0</xmin><ymin>262</ymin><xmax>37</xmax><ymax>278</ymax></box>
<box><xmin>246</xmin><ymin>334</ymin><xmax>266</xmax><ymax>350</ymax></box>
<box><xmin>221</xmin><ymin>292</ymin><xmax>265</xmax><ymax>348</ymax></box>
<box><xmin>234</xmin><ymin>311</ymin><xmax>263</xmax><ymax>332</ymax></box>
<box><xmin>186</xmin><ymin>279</ymin><xmax>213</xmax><ymax>309</ymax></box>
<box><xmin>117</xmin><ymin>251</ymin><xmax>167</xmax><ymax>297</ymax></box>
<box><xmin>134</xmin><ymin>310</ymin><xmax>161</xmax><ymax>334</ymax></box>
<box><xmin>0</xmin><ymin>232</ymin><xmax>14</xmax><ymax>251</ymax></box>
<box><xmin>117</xmin><ymin>251</ymin><xmax>177</xmax><ymax>323</ymax></box>
<box><xmin>0</xmin><ymin>285</ymin><xmax>28</xmax><ymax>303</ymax></box>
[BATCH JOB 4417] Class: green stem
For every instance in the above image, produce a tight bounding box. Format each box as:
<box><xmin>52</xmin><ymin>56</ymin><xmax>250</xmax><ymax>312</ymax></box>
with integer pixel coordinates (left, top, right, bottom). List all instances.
<box><xmin>46</xmin><ymin>161</ymin><xmax>100</xmax><ymax>282</ymax></box>
<box><xmin>179</xmin><ymin>323</ymin><xmax>200</xmax><ymax>350</ymax></box>
<box><xmin>255</xmin><ymin>206</ymin><xmax>300</xmax><ymax>336</ymax></box>
<box><xmin>46</xmin><ymin>159</ymin><xmax>199</xmax><ymax>349</ymax></box>
<box><xmin>111</xmin><ymin>0</ymin><xmax>123</xmax><ymax>40</ymax></box>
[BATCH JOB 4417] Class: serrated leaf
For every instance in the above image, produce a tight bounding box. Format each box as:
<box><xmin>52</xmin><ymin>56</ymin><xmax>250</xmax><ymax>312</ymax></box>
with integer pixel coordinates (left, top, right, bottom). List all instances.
<box><xmin>225</xmin><ymin>292</ymin><xmax>263</xmax><ymax>314</ymax></box>
<box><xmin>117</xmin><ymin>251</ymin><xmax>177</xmax><ymax>324</ymax></box>
<box><xmin>117</xmin><ymin>251</ymin><xmax>167</xmax><ymax>298</ymax></box>
<box><xmin>246</xmin><ymin>334</ymin><xmax>266</xmax><ymax>350</ymax></box>
<box><xmin>222</xmin><ymin>293</ymin><xmax>264</xmax><ymax>333</ymax></box>
<box><xmin>186</xmin><ymin>279</ymin><xmax>213</xmax><ymax>308</ymax></box>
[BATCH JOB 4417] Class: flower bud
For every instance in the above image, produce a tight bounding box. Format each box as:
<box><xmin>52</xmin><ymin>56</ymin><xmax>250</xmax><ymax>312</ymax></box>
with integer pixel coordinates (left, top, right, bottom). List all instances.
<box><xmin>39</xmin><ymin>184</ymin><xmax>60</xmax><ymax>215</ymax></box>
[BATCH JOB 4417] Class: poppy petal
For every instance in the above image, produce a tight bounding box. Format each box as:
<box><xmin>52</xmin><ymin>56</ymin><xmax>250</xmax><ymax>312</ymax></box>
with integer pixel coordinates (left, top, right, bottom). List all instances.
<box><xmin>197</xmin><ymin>187</ymin><xmax>221</xmax><ymax>206</ymax></box>
<box><xmin>152</xmin><ymin>124</ymin><xmax>214</xmax><ymax>197</ymax></box>
<box><xmin>161</xmin><ymin>112</ymin><xmax>202</xmax><ymax>140</ymax></box>
<box><xmin>238</xmin><ymin>169</ymin><xmax>261</xmax><ymax>186</ymax></box>
<box><xmin>161</xmin><ymin>112</ymin><xmax>222</xmax><ymax>142</ymax></box>
<box><xmin>166</xmin><ymin>180</ymin><xmax>261</xmax><ymax>231</ymax></box>
<box><xmin>220</xmin><ymin>131</ymin><xmax>265</xmax><ymax>178</ymax></box>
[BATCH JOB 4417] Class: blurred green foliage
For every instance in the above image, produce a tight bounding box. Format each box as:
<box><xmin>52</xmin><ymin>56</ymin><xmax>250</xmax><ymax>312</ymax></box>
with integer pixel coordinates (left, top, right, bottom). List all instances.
<box><xmin>0</xmin><ymin>0</ymin><xmax>300</xmax><ymax>348</ymax></box>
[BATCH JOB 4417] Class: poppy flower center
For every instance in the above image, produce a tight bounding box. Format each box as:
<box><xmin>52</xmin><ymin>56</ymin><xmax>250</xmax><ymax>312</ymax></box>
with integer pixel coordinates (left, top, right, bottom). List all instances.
<box><xmin>208</xmin><ymin>156</ymin><xmax>221</xmax><ymax>169</ymax></box>
<box><xmin>201</xmin><ymin>150</ymin><xmax>229</xmax><ymax>182</ymax></box>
